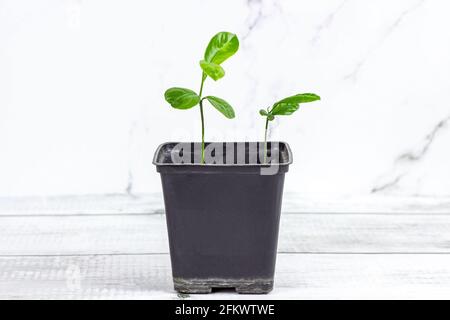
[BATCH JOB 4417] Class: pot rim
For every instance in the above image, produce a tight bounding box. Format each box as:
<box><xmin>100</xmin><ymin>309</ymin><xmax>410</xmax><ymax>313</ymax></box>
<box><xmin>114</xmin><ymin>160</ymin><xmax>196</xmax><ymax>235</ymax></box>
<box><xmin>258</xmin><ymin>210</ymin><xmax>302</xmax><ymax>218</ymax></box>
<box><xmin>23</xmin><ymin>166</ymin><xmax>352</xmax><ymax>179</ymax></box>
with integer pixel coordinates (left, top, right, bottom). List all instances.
<box><xmin>152</xmin><ymin>141</ymin><xmax>293</xmax><ymax>167</ymax></box>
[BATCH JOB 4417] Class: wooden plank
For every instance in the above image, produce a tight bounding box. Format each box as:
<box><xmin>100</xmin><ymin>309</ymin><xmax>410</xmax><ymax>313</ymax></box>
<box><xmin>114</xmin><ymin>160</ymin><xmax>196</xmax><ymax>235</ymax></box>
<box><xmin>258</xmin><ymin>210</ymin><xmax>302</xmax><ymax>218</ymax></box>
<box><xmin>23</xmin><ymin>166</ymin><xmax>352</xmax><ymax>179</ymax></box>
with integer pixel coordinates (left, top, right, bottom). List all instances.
<box><xmin>2</xmin><ymin>253</ymin><xmax>450</xmax><ymax>299</ymax></box>
<box><xmin>0</xmin><ymin>194</ymin><xmax>164</xmax><ymax>216</ymax></box>
<box><xmin>1</xmin><ymin>193</ymin><xmax>450</xmax><ymax>216</ymax></box>
<box><xmin>282</xmin><ymin>192</ymin><xmax>450</xmax><ymax>214</ymax></box>
<box><xmin>1</xmin><ymin>213</ymin><xmax>450</xmax><ymax>255</ymax></box>
<box><xmin>0</xmin><ymin>214</ymin><xmax>170</xmax><ymax>256</ymax></box>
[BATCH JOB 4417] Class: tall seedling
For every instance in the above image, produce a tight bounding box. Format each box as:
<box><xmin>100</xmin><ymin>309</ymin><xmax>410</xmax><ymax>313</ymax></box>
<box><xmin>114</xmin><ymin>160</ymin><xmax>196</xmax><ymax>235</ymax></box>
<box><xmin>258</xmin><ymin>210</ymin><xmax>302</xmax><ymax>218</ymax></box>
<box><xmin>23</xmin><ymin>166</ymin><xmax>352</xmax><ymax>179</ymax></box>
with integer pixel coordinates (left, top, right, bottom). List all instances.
<box><xmin>164</xmin><ymin>32</ymin><xmax>239</xmax><ymax>164</ymax></box>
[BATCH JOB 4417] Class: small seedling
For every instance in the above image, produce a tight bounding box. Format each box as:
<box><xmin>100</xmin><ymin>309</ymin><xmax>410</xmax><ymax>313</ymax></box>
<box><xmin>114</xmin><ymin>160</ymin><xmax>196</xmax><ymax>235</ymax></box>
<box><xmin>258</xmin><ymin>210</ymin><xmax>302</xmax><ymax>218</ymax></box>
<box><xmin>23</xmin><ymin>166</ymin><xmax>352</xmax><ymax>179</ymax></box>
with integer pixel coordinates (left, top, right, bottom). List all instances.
<box><xmin>164</xmin><ymin>32</ymin><xmax>239</xmax><ymax>164</ymax></box>
<box><xmin>259</xmin><ymin>93</ymin><xmax>321</xmax><ymax>163</ymax></box>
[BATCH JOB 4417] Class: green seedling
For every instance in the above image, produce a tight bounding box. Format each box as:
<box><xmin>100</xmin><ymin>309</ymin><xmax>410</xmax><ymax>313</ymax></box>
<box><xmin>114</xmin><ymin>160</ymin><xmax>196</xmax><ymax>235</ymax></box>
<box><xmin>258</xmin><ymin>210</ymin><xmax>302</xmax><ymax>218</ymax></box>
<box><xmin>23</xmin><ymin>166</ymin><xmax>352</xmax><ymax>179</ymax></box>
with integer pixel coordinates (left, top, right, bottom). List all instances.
<box><xmin>260</xmin><ymin>93</ymin><xmax>321</xmax><ymax>163</ymax></box>
<box><xmin>164</xmin><ymin>32</ymin><xmax>239</xmax><ymax>164</ymax></box>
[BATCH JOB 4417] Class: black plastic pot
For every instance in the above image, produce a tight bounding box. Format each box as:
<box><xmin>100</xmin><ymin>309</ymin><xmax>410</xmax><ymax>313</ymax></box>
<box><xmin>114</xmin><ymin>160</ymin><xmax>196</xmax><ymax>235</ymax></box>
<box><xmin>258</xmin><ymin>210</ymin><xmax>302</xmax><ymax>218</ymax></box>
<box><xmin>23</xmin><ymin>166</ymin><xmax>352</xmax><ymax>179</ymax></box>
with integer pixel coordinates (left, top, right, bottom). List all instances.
<box><xmin>153</xmin><ymin>142</ymin><xmax>292</xmax><ymax>294</ymax></box>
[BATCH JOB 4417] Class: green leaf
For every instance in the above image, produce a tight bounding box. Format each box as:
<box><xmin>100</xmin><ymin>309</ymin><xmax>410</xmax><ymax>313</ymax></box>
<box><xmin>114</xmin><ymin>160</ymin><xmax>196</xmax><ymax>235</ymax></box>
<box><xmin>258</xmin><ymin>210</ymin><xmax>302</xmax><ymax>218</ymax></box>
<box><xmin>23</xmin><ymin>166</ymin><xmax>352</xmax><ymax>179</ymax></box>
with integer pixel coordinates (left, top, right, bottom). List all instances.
<box><xmin>268</xmin><ymin>114</ymin><xmax>275</xmax><ymax>121</ymax></box>
<box><xmin>164</xmin><ymin>87</ymin><xmax>200</xmax><ymax>110</ymax></box>
<box><xmin>204</xmin><ymin>32</ymin><xmax>239</xmax><ymax>65</ymax></box>
<box><xmin>259</xmin><ymin>109</ymin><xmax>268</xmax><ymax>116</ymax></box>
<box><xmin>199</xmin><ymin>60</ymin><xmax>225</xmax><ymax>81</ymax></box>
<box><xmin>270</xmin><ymin>103</ymin><xmax>300</xmax><ymax>116</ymax></box>
<box><xmin>275</xmin><ymin>93</ymin><xmax>321</xmax><ymax>105</ymax></box>
<box><xmin>204</xmin><ymin>96</ymin><xmax>235</xmax><ymax>119</ymax></box>
<box><xmin>270</xmin><ymin>93</ymin><xmax>321</xmax><ymax>116</ymax></box>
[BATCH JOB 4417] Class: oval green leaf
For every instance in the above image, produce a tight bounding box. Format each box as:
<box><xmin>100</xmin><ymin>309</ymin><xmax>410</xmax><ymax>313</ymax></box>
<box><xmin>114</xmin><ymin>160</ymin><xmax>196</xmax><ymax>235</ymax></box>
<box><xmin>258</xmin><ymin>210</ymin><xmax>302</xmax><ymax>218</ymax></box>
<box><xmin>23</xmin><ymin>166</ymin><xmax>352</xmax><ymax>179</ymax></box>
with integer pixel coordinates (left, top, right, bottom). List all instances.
<box><xmin>204</xmin><ymin>96</ymin><xmax>235</xmax><ymax>119</ymax></box>
<box><xmin>268</xmin><ymin>114</ymin><xmax>275</xmax><ymax>121</ymax></box>
<box><xmin>275</xmin><ymin>93</ymin><xmax>321</xmax><ymax>105</ymax></box>
<box><xmin>270</xmin><ymin>103</ymin><xmax>300</xmax><ymax>116</ymax></box>
<box><xmin>164</xmin><ymin>87</ymin><xmax>200</xmax><ymax>110</ymax></box>
<box><xmin>204</xmin><ymin>32</ymin><xmax>239</xmax><ymax>65</ymax></box>
<box><xmin>199</xmin><ymin>60</ymin><xmax>225</xmax><ymax>81</ymax></box>
<box><xmin>259</xmin><ymin>109</ymin><xmax>268</xmax><ymax>116</ymax></box>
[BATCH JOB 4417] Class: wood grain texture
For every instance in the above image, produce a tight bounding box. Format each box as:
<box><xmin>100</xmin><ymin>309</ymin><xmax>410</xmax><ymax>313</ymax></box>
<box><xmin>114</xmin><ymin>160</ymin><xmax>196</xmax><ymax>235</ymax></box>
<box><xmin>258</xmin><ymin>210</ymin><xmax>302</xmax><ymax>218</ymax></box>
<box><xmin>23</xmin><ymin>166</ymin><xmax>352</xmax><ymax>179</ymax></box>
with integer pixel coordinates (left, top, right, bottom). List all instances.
<box><xmin>2</xmin><ymin>254</ymin><xmax>450</xmax><ymax>300</ymax></box>
<box><xmin>1</xmin><ymin>213</ymin><xmax>450</xmax><ymax>256</ymax></box>
<box><xmin>1</xmin><ymin>193</ymin><xmax>450</xmax><ymax>216</ymax></box>
<box><xmin>2</xmin><ymin>194</ymin><xmax>450</xmax><ymax>299</ymax></box>
<box><xmin>0</xmin><ymin>194</ymin><xmax>164</xmax><ymax>216</ymax></box>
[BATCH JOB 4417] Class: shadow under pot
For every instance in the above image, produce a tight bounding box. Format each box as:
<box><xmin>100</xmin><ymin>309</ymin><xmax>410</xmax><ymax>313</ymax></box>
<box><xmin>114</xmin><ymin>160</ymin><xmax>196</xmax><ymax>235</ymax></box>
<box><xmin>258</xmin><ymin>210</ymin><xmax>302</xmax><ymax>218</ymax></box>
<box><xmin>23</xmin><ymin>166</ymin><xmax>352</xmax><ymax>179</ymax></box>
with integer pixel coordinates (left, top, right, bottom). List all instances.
<box><xmin>153</xmin><ymin>141</ymin><xmax>292</xmax><ymax>294</ymax></box>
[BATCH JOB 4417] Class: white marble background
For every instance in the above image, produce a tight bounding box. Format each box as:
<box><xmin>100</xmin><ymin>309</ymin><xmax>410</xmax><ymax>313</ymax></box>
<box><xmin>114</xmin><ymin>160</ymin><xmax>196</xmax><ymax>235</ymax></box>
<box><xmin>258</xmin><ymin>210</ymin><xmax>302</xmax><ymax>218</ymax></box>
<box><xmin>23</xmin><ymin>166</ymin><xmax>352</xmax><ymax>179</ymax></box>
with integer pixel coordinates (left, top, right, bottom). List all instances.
<box><xmin>1</xmin><ymin>0</ymin><xmax>449</xmax><ymax>199</ymax></box>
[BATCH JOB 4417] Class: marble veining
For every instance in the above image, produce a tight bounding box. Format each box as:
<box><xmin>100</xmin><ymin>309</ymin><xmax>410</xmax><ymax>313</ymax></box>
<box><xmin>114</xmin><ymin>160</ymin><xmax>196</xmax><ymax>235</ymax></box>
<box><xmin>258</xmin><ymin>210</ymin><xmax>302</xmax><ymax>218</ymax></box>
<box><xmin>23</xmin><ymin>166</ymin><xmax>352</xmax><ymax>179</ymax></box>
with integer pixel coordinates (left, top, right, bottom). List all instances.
<box><xmin>345</xmin><ymin>0</ymin><xmax>426</xmax><ymax>81</ymax></box>
<box><xmin>243</xmin><ymin>0</ymin><xmax>264</xmax><ymax>40</ymax></box>
<box><xmin>372</xmin><ymin>114</ymin><xmax>450</xmax><ymax>195</ymax></box>
<box><xmin>311</xmin><ymin>0</ymin><xmax>349</xmax><ymax>45</ymax></box>
<box><xmin>1</xmin><ymin>0</ymin><xmax>449</xmax><ymax>201</ymax></box>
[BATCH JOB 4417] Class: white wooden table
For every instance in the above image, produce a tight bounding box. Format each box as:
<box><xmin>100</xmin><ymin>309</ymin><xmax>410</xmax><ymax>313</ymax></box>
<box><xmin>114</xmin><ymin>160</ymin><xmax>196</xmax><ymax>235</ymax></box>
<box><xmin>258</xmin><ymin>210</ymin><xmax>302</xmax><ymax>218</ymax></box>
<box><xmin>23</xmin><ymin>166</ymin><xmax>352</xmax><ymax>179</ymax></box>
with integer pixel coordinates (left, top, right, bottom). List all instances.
<box><xmin>1</xmin><ymin>193</ymin><xmax>450</xmax><ymax>300</ymax></box>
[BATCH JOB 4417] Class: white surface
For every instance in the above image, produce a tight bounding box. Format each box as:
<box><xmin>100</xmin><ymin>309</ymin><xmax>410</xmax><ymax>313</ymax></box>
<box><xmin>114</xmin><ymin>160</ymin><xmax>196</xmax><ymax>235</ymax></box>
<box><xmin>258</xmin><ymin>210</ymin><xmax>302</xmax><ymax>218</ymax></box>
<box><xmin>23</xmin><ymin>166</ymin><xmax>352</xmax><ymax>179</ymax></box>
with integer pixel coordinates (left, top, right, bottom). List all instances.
<box><xmin>1</xmin><ymin>0</ymin><xmax>450</xmax><ymax>198</ymax></box>
<box><xmin>4</xmin><ymin>254</ymin><xmax>450</xmax><ymax>300</ymax></box>
<box><xmin>3</xmin><ymin>209</ymin><xmax>450</xmax><ymax>256</ymax></box>
<box><xmin>2</xmin><ymin>193</ymin><xmax>450</xmax><ymax>215</ymax></box>
<box><xmin>2</xmin><ymin>194</ymin><xmax>450</xmax><ymax>299</ymax></box>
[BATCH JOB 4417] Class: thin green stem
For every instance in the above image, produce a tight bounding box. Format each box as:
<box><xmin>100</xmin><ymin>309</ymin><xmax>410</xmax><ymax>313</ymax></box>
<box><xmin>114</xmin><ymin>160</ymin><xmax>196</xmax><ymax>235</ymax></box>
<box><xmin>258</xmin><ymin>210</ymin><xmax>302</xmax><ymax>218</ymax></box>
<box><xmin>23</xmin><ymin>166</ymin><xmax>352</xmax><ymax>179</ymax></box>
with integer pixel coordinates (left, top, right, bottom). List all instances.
<box><xmin>199</xmin><ymin>100</ymin><xmax>205</xmax><ymax>164</ymax></box>
<box><xmin>263</xmin><ymin>117</ymin><xmax>269</xmax><ymax>164</ymax></box>
<box><xmin>199</xmin><ymin>73</ymin><xmax>206</xmax><ymax>164</ymax></box>
<box><xmin>199</xmin><ymin>72</ymin><xmax>206</xmax><ymax>96</ymax></box>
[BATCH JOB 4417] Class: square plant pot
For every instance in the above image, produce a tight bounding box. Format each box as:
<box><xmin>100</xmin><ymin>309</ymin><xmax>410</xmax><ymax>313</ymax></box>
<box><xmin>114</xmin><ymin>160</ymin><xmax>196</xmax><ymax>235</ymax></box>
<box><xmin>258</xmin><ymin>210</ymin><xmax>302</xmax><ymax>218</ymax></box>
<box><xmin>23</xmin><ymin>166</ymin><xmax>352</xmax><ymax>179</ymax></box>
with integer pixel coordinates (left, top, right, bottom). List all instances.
<box><xmin>153</xmin><ymin>142</ymin><xmax>292</xmax><ymax>294</ymax></box>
